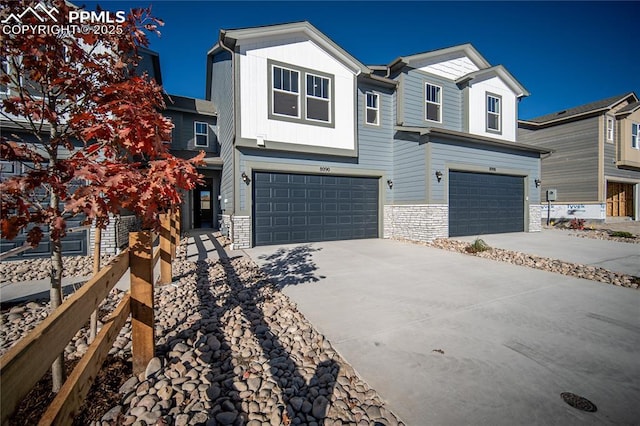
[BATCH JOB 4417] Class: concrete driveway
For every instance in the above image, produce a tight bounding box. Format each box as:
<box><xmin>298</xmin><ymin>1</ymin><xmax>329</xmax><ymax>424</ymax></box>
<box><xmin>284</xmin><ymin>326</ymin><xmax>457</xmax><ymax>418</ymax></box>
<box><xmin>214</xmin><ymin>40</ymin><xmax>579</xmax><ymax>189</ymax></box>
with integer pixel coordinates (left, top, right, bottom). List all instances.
<box><xmin>455</xmin><ymin>230</ymin><xmax>640</xmax><ymax>277</ymax></box>
<box><xmin>245</xmin><ymin>238</ymin><xmax>640</xmax><ymax>425</ymax></box>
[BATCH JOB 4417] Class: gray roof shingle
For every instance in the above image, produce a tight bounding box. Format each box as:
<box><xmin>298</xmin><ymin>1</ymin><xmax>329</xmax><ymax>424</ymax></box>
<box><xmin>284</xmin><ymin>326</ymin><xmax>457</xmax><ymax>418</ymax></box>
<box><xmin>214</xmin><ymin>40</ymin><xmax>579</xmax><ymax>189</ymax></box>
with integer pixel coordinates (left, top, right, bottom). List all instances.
<box><xmin>522</xmin><ymin>93</ymin><xmax>637</xmax><ymax>124</ymax></box>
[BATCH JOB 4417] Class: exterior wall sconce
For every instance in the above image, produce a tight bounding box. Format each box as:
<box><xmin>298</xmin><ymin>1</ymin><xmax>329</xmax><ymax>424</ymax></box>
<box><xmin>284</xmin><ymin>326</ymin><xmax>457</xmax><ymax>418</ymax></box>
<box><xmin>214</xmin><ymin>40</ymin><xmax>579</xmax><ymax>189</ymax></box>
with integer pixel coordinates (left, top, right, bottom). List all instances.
<box><xmin>535</xmin><ymin>179</ymin><xmax>541</xmax><ymax>188</ymax></box>
<box><xmin>435</xmin><ymin>170</ymin><xmax>443</xmax><ymax>182</ymax></box>
<box><xmin>241</xmin><ymin>172</ymin><xmax>250</xmax><ymax>184</ymax></box>
<box><xmin>387</xmin><ymin>179</ymin><xmax>393</xmax><ymax>189</ymax></box>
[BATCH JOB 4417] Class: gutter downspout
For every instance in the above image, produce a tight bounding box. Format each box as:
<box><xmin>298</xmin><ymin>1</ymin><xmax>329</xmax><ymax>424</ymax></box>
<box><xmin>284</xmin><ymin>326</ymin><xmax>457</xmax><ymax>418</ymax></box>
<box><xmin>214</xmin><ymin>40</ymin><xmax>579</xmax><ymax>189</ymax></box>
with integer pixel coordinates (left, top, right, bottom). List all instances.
<box><xmin>218</xmin><ymin>31</ymin><xmax>237</xmax><ymax>242</ymax></box>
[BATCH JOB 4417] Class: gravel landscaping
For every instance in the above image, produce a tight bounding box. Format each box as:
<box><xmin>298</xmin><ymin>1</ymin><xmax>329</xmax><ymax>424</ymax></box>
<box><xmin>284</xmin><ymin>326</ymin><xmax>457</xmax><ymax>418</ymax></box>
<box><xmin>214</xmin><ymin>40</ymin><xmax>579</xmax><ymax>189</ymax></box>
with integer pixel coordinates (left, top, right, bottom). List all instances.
<box><xmin>0</xmin><ymin>254</ymin><xmax>117</xmax><ymax>284</ymax></box>
<box><xmin>424</xmin><ymin>238</ymin><xmax>640</xmax><ymax>289</ymax></box>
<box><xmin>1</xmin><ymin>237</ymin><xmax>405</xmax><ymax>425</ymax></box>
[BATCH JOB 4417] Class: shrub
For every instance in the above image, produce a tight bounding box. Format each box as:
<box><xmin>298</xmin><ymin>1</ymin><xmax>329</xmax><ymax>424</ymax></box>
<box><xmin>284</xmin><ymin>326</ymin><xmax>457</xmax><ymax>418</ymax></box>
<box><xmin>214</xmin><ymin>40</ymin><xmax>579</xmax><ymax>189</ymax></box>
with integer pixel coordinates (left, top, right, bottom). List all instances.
<box><xmin>569</xmin><ymin>219</ymin><xmax>585</xmax><ymax>230</ymax></box>
<box><xmin>610</xmin><ymin>231</ymin><xmax>635</xmax><ymax>239</ymax></box>
<box><xmin>466</xmin><ymin>238</ymin><xmax>491</xmax><ymax>253</ymax></box>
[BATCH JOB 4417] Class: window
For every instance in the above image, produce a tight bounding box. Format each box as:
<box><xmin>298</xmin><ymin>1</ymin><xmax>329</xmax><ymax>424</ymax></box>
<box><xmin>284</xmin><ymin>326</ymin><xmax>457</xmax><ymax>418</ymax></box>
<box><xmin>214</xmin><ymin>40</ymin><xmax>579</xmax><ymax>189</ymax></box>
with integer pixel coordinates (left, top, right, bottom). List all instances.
<box><xmin>195</xmin><ymin>122</ymin><xmax>208</xmax><ymax>147</ymax></box>
<box><xmin>272</xmin><ymin>65</ymin><xmax>300</xmax><ymax>117</ymax></box>
<box><xmin>633</xmin><ymin>123</ymin><xmax>639</xmax><ymax>149</ymax></box>
<box><xmin>306</xmin><ymin>73</ymin><xmax>330</xmax><ymax>122</ymax></box>
<box><xmin>607</xmin><ymin>117</ymin><xmax>614</xmax><ymax>142</ymax></box>
<box><xmin>0</xmin><ymin>57</ymin><xmax>9</xmax><ymax>95</ymax></box>
<box><xmin>365</xmin><ymin>92</ymin><xmax>379</xmax><ymax>125</ymax></box>
<box><xmin>425</xmin><ymin>83</ymin><xmax>441</xmax><ymax>122</ymax></box>
<box><xmin>487</xmin><ymin>94</ymin><xmax>501</xmax><ymax>132</ymax></box>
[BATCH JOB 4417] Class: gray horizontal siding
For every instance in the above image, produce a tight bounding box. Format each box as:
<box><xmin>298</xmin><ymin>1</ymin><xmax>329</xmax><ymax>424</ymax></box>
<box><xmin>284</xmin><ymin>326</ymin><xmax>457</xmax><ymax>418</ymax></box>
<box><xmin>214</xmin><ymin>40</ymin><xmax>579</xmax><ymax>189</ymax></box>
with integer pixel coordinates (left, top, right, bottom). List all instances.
<box><xmin>210</xmin><ymin>51</ymin><xmax>234</xmax><ymax>212</ymax></box>
<box><xmin>165</xmin><ymin>111</ymin><xmax>218</xmax><ymax>154</ymax></box>
<box><xmin>399</xmin><ymin>68</ymin><xmax>462</xmax><ymax>132</ymax></box>
<box><xmin>430</xmin><ymin>138</ymin><xmax>541</xmax><ymax>204</ymax></box>
<box><xmin>357</xmin><ymin>82</ymin><xmax>394</xmax><ymax>173</ymax></box>
<box><xmin>392</xmin><ymin>137</ymin><xmax>426</xmax><ymax>202</ymax></box>
<box><xmin>518</xmin><ymin>117</ymin><xmax>599</xmax><ymax>202</ymax></box>
<box><xmin>604</xmin><ymin>138</ymin><xmax>640</xmax><ymax>180</ymax></box>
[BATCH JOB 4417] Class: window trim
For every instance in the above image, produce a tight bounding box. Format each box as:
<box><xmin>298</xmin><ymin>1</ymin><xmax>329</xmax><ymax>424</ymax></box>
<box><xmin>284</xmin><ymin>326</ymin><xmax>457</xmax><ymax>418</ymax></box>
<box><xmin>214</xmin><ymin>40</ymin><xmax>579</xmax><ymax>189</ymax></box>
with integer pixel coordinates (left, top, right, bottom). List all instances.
<box><xmin>267</xmin><ymin>59</ymin><xmax>335</xmax><ymax>129</ymax></box>
<box><xmin>424</xmin><ymin>82</ymin><xmax>442</xmax><ymax>123</ymax></box>
<box><xmin>606</xmin><ymin>116</ymin><xmax>615</xmax><ymax>143</ymax></box>
<box><xmin>632</xmin><ymin>122</ymin><xmax>639</xmax><ymax>150</ymax></box>
<box><xmin>305</xmin><ymin>72</ymin><xmax>331</xmax><ymax>124</ymax></box>
<box><xmin>486</xmin><ymin>92</ymin><xmax>502</xmax><ymax>134</ymax></box>
<box><xmin>365</xmin><ymin>91</ymin><xmax>380</xmax><ymax>126</ymax></box>
<box><xmin>271</xmin><ymin>64</ymin><xmax>300</xmax><ymax>119</ymax></box>
<box><xmin>194</xmin><ymin>121</ymin><xmax>209</xmax><ymax>147</ymax></box>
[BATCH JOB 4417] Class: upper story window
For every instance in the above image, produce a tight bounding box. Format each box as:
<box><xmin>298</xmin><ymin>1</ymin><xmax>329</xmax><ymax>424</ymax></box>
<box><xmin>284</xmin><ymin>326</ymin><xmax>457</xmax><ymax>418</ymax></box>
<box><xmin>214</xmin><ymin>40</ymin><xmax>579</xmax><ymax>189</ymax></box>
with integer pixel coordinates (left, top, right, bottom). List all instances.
<box><xmin>268</xmin><ymin>60</ymin><xmax>334</xmax><ymax>128</ymax></box>
<box><xmin>0</xmin><ymin>57</ymin><xmax>9</xmax><ymax>95</ymax></box>
<box><xmin>306</xmin><ymin>73</ymin><xmax>330</xmax><ymax>122</ymax></box>
<box><xmin>365</xmin><ymin>92</ymin><xmax>379</xmax><ymax>126</ymax></box>
<box><xmin>606</xmin><ymin>117</ymin><xmax>615</xmax><ymax>142</ymax></box>
<box><xmin>272</xmin><ymin>65</ymin><xmax>300</xmax><ymax>118</ymax></box>
<box><xmin>425</xmin><ymin>83</ymin><xmax>441</xmax><ymax>122</ymax></box>
<box><xmin>632</xmin><ymin>123</ymin><xmax>639</xmax><ymax>149</ymax></box>
<box><xmin>195</xmin><ymin>122</ymin><xmax>209</xmax><ymax>147</ymax></box>
<box><xmin>486</xmin><ymin>93</ymin><xmax>502</xmax><ymax>133</ymax></box>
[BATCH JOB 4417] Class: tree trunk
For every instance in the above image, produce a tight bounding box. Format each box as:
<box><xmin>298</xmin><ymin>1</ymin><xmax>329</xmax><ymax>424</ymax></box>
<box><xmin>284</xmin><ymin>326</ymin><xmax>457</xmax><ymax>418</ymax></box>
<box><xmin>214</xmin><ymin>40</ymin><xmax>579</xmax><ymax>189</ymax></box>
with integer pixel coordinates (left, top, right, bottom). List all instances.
<box><xmin>49</xmin><ymin>192</ymin><xmax>65</xmax><ymax>393</ymax></box>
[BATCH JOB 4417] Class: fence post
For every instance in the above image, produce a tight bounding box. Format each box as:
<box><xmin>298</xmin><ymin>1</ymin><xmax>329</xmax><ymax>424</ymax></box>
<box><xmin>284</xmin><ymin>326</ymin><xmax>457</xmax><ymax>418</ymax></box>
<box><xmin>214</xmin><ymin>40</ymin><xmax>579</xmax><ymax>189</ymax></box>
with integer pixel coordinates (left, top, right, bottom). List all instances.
<box><xmin>175</xmin><ymin>208</ymin><xmax>181</xmax><ymax>250</ymax></box>
<box><xmin>129</xmin><ymin>230</ymin><xmax>155</xmax><ymax>375</ymax></box>
<box><xmin>159</xmin><ymin>214</ymin><xmax>172</xmax><ymax>285</ymax></box>
<box><xmin>89</xmin><ymin>226</ymin><xmax>102</xmax><ymax>343</ymax></box>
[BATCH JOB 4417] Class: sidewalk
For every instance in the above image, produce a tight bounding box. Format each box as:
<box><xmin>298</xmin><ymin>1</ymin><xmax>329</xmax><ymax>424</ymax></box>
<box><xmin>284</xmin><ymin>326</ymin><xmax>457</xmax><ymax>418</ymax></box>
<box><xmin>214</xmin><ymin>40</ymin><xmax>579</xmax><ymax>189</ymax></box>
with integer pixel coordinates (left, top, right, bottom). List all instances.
<box><xmin>0</xmin><ymin>230</ymin><xmax>224</xmax><ymax>305</ymax></box>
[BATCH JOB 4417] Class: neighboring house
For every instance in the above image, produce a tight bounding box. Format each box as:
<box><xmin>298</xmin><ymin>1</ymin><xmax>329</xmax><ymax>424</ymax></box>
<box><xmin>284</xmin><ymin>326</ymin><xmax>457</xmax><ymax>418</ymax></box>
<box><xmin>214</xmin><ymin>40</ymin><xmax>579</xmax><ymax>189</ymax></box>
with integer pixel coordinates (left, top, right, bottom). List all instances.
<box><xmin>518</xmin><ymin>93</ymin><xmax>640</xmax><ymax>222</ymax></box>
<box><xmin>206</xmin><ymin>21</ymin><xmax>548</xmax><ymax>248</ymax></box>
<box><xmin>0</xmin><ymin>48</ymin><xmax>219</xmax><ymax>258</ymax></box>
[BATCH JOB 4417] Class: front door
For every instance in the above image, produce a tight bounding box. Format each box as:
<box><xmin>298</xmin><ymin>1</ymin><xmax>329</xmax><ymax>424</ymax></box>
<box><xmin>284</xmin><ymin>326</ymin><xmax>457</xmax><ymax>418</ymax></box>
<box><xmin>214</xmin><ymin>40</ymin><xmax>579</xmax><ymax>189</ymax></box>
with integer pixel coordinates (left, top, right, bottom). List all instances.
<box><xmin>194</xmin><ymin>178</ymin><xmax>214</xmax><ymax>228</ymax></box>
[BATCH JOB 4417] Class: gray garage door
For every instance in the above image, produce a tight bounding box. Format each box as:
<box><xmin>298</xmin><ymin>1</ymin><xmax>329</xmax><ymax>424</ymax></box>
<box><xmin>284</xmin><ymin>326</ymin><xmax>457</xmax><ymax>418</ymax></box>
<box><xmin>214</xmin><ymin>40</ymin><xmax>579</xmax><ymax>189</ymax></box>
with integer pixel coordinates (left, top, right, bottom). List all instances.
<box><xmin>0</xmin><ymin>217</ymin><xmax>88</xmax><ymax>259</ymax></box>
<box><xmin>253</xmin><ymin>172</ymin><xmax>379</xmax><ymax>246</ymax></box>
<box><xmin>449</xmin><ymin>171</ymin><xmax>524</xmax><ymax>237</ymax></box>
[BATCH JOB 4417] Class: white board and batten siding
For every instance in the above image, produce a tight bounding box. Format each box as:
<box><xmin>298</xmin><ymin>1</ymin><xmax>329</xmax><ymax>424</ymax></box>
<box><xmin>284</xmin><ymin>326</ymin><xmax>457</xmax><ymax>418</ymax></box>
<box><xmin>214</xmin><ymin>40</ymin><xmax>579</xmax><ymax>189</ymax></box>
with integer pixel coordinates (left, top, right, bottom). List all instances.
<box><xmin>467</xmin><ymin>76</ymin><xmax>518</xmax><ymax>142</ymax></box>
<box><xmin>417</xmin><ymin>54</ymin><xmax>480</xmax><ymax>80</ymax></box>
<box><xmin>238</xmin><ymin>35</ymin><xmax>357</xmax><ymax>151</ymax></box>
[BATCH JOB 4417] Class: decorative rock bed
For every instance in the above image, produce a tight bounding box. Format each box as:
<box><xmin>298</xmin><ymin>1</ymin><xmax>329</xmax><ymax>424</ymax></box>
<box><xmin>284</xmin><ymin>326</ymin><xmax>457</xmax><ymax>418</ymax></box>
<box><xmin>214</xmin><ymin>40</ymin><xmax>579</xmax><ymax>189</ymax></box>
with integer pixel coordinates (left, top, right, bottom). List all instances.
<box><xmin>0</xmin><ymin>254</ymin><xmax>117</xmax><ymax>284</ymax></box>
<box><xmin>425</xmin><ymin>238</ymin><xmax>639</xmax><ymax>289</ymax></box>
<box><xmin>1</xmin><ymin>239</ymin><xmax>405</xmax><ymax>425</ymax></box>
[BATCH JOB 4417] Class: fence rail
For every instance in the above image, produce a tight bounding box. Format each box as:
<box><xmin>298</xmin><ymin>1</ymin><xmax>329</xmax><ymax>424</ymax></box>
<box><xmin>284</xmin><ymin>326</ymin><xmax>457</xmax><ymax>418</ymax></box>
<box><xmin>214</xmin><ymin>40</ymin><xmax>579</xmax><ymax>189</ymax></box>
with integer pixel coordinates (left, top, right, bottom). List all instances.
<box><xmin>0</xmin><ymin>211</ymin><xmax>180</xmax><ymax>425</ymax></box>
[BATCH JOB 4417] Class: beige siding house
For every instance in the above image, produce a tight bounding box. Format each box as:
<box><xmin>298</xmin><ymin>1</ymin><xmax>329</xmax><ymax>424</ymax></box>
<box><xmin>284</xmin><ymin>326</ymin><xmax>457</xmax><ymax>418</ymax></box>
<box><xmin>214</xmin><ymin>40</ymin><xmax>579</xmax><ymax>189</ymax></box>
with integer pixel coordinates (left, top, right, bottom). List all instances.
<box><xmin>518</xmin><ymin>93</ymin><xmax>640</xmax><ymax>222</ymax></box>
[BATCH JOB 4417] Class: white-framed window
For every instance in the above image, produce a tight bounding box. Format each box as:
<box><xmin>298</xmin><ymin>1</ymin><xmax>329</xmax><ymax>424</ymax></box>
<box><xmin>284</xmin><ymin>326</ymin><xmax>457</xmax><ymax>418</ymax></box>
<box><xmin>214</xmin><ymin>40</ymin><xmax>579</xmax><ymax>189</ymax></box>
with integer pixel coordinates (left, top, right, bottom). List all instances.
<box><xmin>0</xmin><ymin>57</ymin><xmax>9</xmax><ymax>95</ymax></box>
<box><xmin>607</xmin><ymin>117</ymin><xmax>614</xmax><ymax>142</ymax></box>
<box><xmin>425</xmin><ymin>83</ymin><xmax>441</xmax><ymax>122</ymax></box>
<box><xmin>272</xmin><ymin>65</ymin><xmax>300</xmax><ymax>118</ymax></box>
<box><xmin>194</xmin><ymin>121</ymin><xmax>208</xmax><ymax>147</ymax></box>
<box><xmin>365</xmin><ymin>92</ymin><xmax>379</xmax><ymax>125</ymax></box>
<box><xmin>305</xmin><ymin>73</ymin><xmax>330</xmax><ymax>123</ymax></box>
<box><xmin>487</xmin><ymin>93</ymin><xmax>501</xmax><ymax>132</ymax></box>
<box><xmin>632</xmin><ymin>123</ymin><xmax>639</xmax><ymax>149</ymax></box>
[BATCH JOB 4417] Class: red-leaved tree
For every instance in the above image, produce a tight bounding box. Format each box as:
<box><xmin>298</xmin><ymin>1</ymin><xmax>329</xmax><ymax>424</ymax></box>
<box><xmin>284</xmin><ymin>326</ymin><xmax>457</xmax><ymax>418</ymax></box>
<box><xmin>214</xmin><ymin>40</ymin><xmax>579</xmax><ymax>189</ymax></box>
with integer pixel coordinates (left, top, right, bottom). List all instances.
<box><xmin>0</xmin><ymin>1</ymin><xmax>203</xmax><ymax>391</ymax></box>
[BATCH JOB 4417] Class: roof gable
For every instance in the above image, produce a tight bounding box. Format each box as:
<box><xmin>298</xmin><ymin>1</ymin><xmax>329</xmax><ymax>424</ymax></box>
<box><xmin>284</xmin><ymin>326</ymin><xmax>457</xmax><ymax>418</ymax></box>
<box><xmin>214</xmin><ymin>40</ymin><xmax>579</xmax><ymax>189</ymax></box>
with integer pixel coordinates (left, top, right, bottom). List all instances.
<box><xmin>456</xmin><ymin>65</ymin><xmax>530</xmax><ymax>98</ymax></box>
<box><xmin>389</xmin><ymin>43</ymin><xmax>491</xmax><ymax>76</ymax></box>
<box><xmin>219</xmin><ymin>21</ymin><xmax>369</xmax><ymax>76</ymax></box>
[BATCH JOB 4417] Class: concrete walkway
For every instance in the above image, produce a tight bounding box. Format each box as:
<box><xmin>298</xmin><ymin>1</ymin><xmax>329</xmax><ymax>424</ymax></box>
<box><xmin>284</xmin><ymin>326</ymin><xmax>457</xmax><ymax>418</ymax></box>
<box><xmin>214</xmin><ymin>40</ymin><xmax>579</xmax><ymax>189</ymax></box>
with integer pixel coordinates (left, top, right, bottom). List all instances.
<box><xmin>455</xmin><ymin>229</ymin><xmax>640</xmax><ymax>276</ymax></box>
<box><xmin>0</xmin><ymin>231</ymin><xmax>222</xmax><ymax>305</ymax></box>
<box><xmin>246</xmin><ymin>238</ymin><xmax>640</xmax><ymax>425</ymax></box>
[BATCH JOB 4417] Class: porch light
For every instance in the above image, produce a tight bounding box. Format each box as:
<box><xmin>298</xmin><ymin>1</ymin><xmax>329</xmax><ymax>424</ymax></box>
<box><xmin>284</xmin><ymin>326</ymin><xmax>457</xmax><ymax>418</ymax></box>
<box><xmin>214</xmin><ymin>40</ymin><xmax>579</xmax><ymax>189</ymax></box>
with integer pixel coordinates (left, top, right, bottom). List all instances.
<box><xmin>241</xmin><ymin>172</ymin><xmax>250</xmax><ymax>184</ymax></box>
<box><xmin>387</xmin><ymin>179</ymin><xmax>393</xmax><ymax>189</ymax></box>
<box><xmin>535</xmin><ymin>179</ymin><xmax>541</xmax><ymax>188</ymax></box>
<box><xmin>435</xmin><ymin>170</ymin><xmax>443</xmax><ymax>182</ymax></box>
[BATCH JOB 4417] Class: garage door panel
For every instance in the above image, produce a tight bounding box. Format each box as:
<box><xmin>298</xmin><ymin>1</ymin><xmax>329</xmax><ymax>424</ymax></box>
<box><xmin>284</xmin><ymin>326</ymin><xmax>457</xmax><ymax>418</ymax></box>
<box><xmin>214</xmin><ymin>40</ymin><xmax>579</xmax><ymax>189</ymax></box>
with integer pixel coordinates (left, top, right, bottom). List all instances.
<box><xmin>253</xmin><ymin>172</ymin><xmax>379</xmax><ymax>246</ymax></box>
<box><xmin>449</xmin><ymin>171</ymin><xmax>524</xmax><ymax>237</ymax></box>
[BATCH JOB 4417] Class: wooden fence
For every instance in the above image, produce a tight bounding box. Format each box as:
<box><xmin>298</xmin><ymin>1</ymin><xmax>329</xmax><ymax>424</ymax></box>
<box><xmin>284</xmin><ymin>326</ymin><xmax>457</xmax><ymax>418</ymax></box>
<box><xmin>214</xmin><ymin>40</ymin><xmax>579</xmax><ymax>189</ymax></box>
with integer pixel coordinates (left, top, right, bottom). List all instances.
<box><xmin>0</xmin><ymin>211</ymin><xmax>181</xmax><ymax>425</ymax></box>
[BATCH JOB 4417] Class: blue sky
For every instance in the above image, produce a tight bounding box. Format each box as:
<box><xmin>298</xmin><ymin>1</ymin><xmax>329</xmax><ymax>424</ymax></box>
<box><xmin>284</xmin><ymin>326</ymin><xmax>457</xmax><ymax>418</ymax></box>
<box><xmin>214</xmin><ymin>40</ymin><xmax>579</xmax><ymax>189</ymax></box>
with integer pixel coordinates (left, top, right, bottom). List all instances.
<box><xmin>84</xmin><ymin>1</ymin><xmax>639</xmax><ymax>119</ymax></box>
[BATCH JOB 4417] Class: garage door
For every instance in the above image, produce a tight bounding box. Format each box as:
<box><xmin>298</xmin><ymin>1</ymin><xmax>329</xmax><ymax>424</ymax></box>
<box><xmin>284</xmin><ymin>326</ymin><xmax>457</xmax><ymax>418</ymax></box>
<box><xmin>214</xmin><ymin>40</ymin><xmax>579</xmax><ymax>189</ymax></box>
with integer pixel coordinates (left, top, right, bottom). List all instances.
<box><xmin>0</xmin><ymin>217</ymin><xmax>88</xmax><ymax>259</ymax></box>
<box><xmin>449</xmin><ymin>171</ymin><xmax>524</xmax><ymax>237</ymax></box>
<box><xmin>253</xmin><ymin>172</ymin><xmax>379</xmax><ymax>246</ymax></box>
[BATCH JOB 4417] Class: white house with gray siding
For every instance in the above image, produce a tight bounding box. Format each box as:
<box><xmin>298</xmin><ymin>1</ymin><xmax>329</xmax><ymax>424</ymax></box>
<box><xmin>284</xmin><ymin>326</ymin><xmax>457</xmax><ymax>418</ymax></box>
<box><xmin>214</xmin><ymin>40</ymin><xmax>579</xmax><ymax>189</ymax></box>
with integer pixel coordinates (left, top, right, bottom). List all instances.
<box><xmin>203</xmin><ymin>21</ymin><xmax>547</xmax><ymax>249</ymax></box>
<box><xmin>519</xmin><ymin>93</ymin><xmax>640</xmax><ymax>222</ymax></box>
